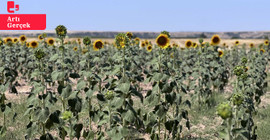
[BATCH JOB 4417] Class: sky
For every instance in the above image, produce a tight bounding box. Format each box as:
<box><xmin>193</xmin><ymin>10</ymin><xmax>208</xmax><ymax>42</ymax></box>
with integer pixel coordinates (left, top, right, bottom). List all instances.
<box><xmin>0</xmin><ymin>0</ymin><xmax>270</xmax><ymax>32</ymax></box>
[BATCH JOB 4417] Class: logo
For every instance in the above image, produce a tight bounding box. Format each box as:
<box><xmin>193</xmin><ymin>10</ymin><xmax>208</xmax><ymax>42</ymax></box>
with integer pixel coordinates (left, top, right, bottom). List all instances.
<box><xmin>7</xmin><ymin>1</ymin><xmax>19</xmax><ymax>13</ymax></box>
<box><xmin>0</xmin><ymin>1</ymin><xmax>46</xmax><ymax>30</ymax></box>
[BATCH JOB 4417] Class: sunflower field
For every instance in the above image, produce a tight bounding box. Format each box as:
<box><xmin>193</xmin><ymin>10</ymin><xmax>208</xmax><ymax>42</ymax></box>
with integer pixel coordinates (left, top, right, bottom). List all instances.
<box><xmin>0</xmin><ymin>25</ymin><xmax>270</xmax><ymax>140</ymax></box>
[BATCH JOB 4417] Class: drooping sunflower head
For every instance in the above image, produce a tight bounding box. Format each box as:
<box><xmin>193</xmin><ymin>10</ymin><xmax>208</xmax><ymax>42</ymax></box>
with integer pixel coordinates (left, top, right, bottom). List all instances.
<box><xmin>185</xmin><ymin>40</ymin><xmax>193</xmax><ymax>48</ymax></box>
<box><xmin>218</xmin><ymin>50</ymin><xmax>224</xmax><ymax>57</ymax></box>
<box><xmin>126</xmin><ymin>32</ymin><xmax>133</xmax><ymax>39</ymax></box>
<box><xmin>30</xmin><ymin>41</ymin><xmax>39</xmax><ymax>48</ymax></box>
<box><xmin>38</xmin><ymin>35</ymin><xmax>44</xmax><ymax>40</ymax></box>
<box><xmin>34</xmin><ymin>48</ymin><xmax>46</xmax><ymax>60</ymax></box>
<box><xmin>156</xmin><ymin>34</ymin><xmax>170</xmax><ymax>49</ymax></box>
<box><xmin>55</xmin><ymin>25</ymin><xmax>67</xmax><ymax>38</ymax></box>
<box><xmin>93</xmin><ymin>40</ymin><xmax>104</xmax><ymax>51</ymax></box>
<box><xmin>146</xmin><ymin>45</ymin><xmax>152</xmax><ymax>52</ymax></box>
<box><xmin>235</xmin><ymin>40</ymin><xmax>240</xmax><ymax>46</ymax></box>
<box><xmin>83</xmin><ymin>37</ymin><xmax>91</xmax><ymax>46</ymax></box>
<box><xmin>73</xmin><ymin>46</ymin><xmax>78</xmax><ymax>52</ymax></box>
<box><xmin>13</xmin><ymin>38</ymin><xmax>18</xmax><ymax>43</ymax></box>
<box><xmin>19</xmin><ymin>35</ymin><xmax>27</xmax><ymax>42</ymax></box>
<box><xmin>211</xmin><ymin>35</ymin><xmax>221</xmax><ymax>46</ymax></box>
<box><xmin>193</xmin><ymin>42</ymin><xmax>198</xmax><ymax>48</ymax></box>
<box><xmin>249</xmin><ymin>43</ymin><xmax>254</xmax><ymax>48</ymax></box>
<box><xmin>115</xmin><ymin>33</ymin><xmax>129</xmax><ymax>48</ymax></box>
<box><xmin>264</xmin><ymin>40</ymin><xmax>269</xmax><ymax>46</ymax></box>
<box><xmin>260</xmin><ymin>48</ymin><xmax>265</xmax><ymax>54</ymax></box>
<box><xmin>217</xmin><ymin>102</ymin><xmax>232</xmax><ymax>120</ymax></box>
<box><xmin>47</xmin><ymin>38</ymin><xmax>55</xmax><ymax>46</ymax></box>
<box><xmin>231</xmin><ymin>93</ymin><xmax>244</xmax><ymax>106</ymax></box>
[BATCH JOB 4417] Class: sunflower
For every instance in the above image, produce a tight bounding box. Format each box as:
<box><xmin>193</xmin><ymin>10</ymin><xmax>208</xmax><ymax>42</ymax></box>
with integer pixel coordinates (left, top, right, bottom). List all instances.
<box><xmin>218</xmin><ymin>50</ymin><xmax>224</xmax><ymax>57</ymax></box>
<box><xmin>47</xmin><ymin>38</ymin><xmax>55</xmax><ymax>46</ymax></box>
<box><xmin>13</xmin><ymin>38</ymin><xmax>18</xmax><ymax>43</ymax></box>
<box><xmin>19</xmin><ymin>35</ymin><xmax>27</xmax><ymax>42</ymax></box>
<box><xmin>235</xmin><ymin>41</ymin><xmax>240</xmax><ymax>46</ymax></box>
<box><xmin>115</xmin><ymin>33</ymin><xmax>129</xmax><ymax>48</ymax></box>
<box><xmin>185</xmin><ymin>40</ymin><xmax>193</xmax><ymax>48</ymax></box>
<box><xmin>38</xmin><ymin>35</ymin><xmax>44</xmax><ymax>40</ymax></box>
<box><xmin>126</xmin><ymin>32</ymin><xmax>133</xmax><ymax>39</ymax></box>
<box><xmin>223</xmin><ymin>43</ymin><xmax>226</xmax><ymax>47</ymax></box>
<box><xmin>135</xmin><ymin>37</ymin><xmax>140</xmax><ymax>42</ymax></box>
<box><xmin>73</xmin><ymin>46</ymin><xmax>78</xmax><ymax>52</ymax></box>
<box><xmin>146</xmin><ymin>45</ymin><xmax>152</xmax><ymax>52</ymax></box>
<box><xmin>0</xmin><ymin>39</ymin><xmax>3</xmax><ymax>46</ymax></box>
<box><xmin>193</xmin><ymin>42</ymin><xmax>198</xmax><ymax>48</ymax></box>
<box><xmin>156</xmin><ymin>34</ymin><xmax>170</xmax><ymax>49</ymax></box>
<box><xmin>55</xmin><ymin>25</ymin><xmax>67</xmax><ymax>38</ymax></box>
<box><xmin>264</xmin><ymin>40</ymin><xmax>269</xmax><ymax>46</ymax></box>
<box><xmin>141</xmin><ymin>42</ymin><xmax>146</xmax><ymax>48</ymax></box>
<box><xmin>260</xmin><ymin>48</ymin><xmax>265</xmax><ymax>53</ymax></box>
<box><xmin>93</xmin><ymin>40</ymin><xmax>104</xmax><ymax>51</ymax></box>
<box><xmin>4</xmin><ymin>37</ymin><xmax>12</xmax><ymax>44</ymax></box>
<box><xmin>211</xmin><ymin>35</ymin><xmax>221</xmax><ymax>46</ymax></box>
<box><xmin>249</xmin><ymin>43</ymin><xmax>254</xmax><ymax>48</ymax></box>
<box><xmin>26</xmin><ymin>42</ymin><xmax>30</xmax><ymax>47</ymax></box>
<box><xmin>30</xmin><ymin>41</ymin><xmax>39</xmax><ymax>48</ymax></box>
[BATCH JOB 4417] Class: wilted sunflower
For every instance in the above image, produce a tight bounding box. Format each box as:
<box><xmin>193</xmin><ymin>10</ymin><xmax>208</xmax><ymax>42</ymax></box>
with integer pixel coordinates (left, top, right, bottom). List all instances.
<box><xmin>4</xmin><ymin>37</ymin><xmax>13</xmax><ymax>44</ymax></box>
<box><xmin>47</xmin><ymin>38</ymin><xmax>55</xmax><ymax>46</ymax></box>
<box><xmin>83</xmin><ymin>37</ymin><xmax>91</xmax><ymax>46</ymax></box>
<box><xmin>185</xmin><ymin>40</ymin><xmax>193</xmax><ymax>48</ymax></box>
<box><xmin>13</xmin><ymin>38</ymin><xmax>18</xmax><ymax>43</ymax></box>
<box><xmin>55</xmin><ymin>25</ymin><xmax>67</xmax><ymax>38</ymax></box>
<box><xmin>235</xmin><ymin>41</ymin><xmax>240</xmax><ymax>46</ymax></box>
<box><xmin>193</xmin><ymin>42</ymin><xmax>198</xmax><ymax>48</ymax></box>
<box><xmin>93</xmin><ymin>40</ymin><xmax>104</xmax><ymax>51</ymax></box>
<box><xmin>211</xmin><ymin>35</ymin><xmax>221</xmax><ymax>46</ymax></box>
<box><xmin>126</xmin><ymin>32</ymin><xmax>133</xmax><ymax>39</ymax></box>
<box><xmin>264</xmin><ymin>40</ymin><xmax>269</xmax><ymax>46</ymax></box>
<box><xmin>73</xmin><ymin>46</ymin><xmax>78</xmax><ymax>52</ymax></box>
<box><xmin>146</xmin><ymin>45</ymin><xmax>152</xmax><ymax>52</ymax></box>
<box><xmin>34</xmin><ymin>49</ymin><xmax>45</xmax><ymax>60</ymax></box>
<box><xmin>30</xmin><ymin>41</ymin><xmax>39</xmax><ymax>48</ymax></box>
<box><xmin>161</xmin><ymin>31</ymin><xmax>171</xmax><ymax>38</ymax></box>
<box><xmin>156</xmin><ymin>34</ymin><xmax>170</xmax><ymax>49</ymax></box>
<box><xmin>249</xmin><ymin>43</ymin><xmax>254</xmax><ymax>48</ymax></box>
<box><xmin>38</xmin><ymin>35</ymin><xmax>43</xmax><ymax>40</ymax></box>
<box><xmin>218</xmin><ymin>50</ymin><xmax>224</xmax><ymax>57</ymax></box>
<box><xmin>19</xmin><ymin>35</ymin><xmax>27</xmax><ymax>42</ymax></box>
<box><xmin>260</xmin><ymin>48</ymin><xmax>265</xmax><ymax>53</ymax></box>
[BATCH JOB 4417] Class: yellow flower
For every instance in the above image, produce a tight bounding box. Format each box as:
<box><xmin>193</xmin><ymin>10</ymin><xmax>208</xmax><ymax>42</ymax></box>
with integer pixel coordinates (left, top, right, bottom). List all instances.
<box><xmin>141</xmin><ymin>41</ymin><xmax>146</xmax><ymax>48</ymax></box>
<box><xmin>47</xmin><ymin>38</ymin><xmax>55</xmax><ymax>46</ymax></box>
<box><xmin>30</xmin><ymin>41</ymin><xmax>39</xmax><ymax>48</ymax></box>
<box><xmin>135</xmin><ymin>37</ymin><xmax>140</xmax><ymax>42</ymax></box>
<box><xmin>264</xmin><ymin>40</ymin><xmax>269</xmax><ymax>46</ymax></box>
<box><xmin>211</xmin><ymin>35</ymin><xmax>221</xmax><ymax>46</ymax></box>
<box><xmin>26</xmin><ymin>42</ymin><xmax>30</xmax><ymax>47</ymax></box>
<box><xmin>4</xmin><ymin>37</ymin><xmax>12</xmax><ymax>44</ymax></box>
<box><xmin>146</xmin><ymin>45</ymin><xmax>152</xmax><ymax>52</ymax></box>
<box><xmin>223</xmin><ymin>43</ymin><xmax>226</xmax><ymax>47</ymax></box>
<box><xmin>38</xmin><ymin>35</ymin><xmax>44</xmax><ymax>40</ymax></box>
<box><xmin>185</xmin><ymin>40</ymin><xmax>193</xmax><ymax>48</ymax></box>
<box><xmin>249</xmin><ymin>43</ymin><xmax>254</xmax><ymax>48</ymax></box>
<box><xmin>13</xmin><ymin>38</ymin><xmax>18</xmax><ymax>43</ymax></box>
<box><xmin>260</xmin><ymin>48</ymin><xmax>265</xmax><ymax>53</ymax></box>
<box><xmin>126</xmin><ymin>32</ymin><xmax>133</xmax><ymax>39</ymax></box>
<box><xmin>19</xmin><ymin>35</ymin><xmax>27</xmax><ymax>42</ymax></box>
<box><xmin>156</xmin><ymin>34</ymin><xmax>170</xmax><ymax>49</ymax></box>
<box><xmin>218</xmin><ymin>50</ymin><xmax>224</xmax><ymax>57</ymax></box>
<box><xmin>93</xmin><ymin>40</ymin><xmax>104</xmax><ymax>51</ymax></box>
<box><xmin>193</xmin><ymin>42</ymin><xmax>198</xmax><ymax>48</ymax></box>
<box><xmin>235</xmin><ymin>40</ymin><xmax>240</xmax><ymax>46</ymax></box>
<box><xmin>73</xmin><ymin>46</ymin><xmax>78</xmax><ymax>51</ymax></box>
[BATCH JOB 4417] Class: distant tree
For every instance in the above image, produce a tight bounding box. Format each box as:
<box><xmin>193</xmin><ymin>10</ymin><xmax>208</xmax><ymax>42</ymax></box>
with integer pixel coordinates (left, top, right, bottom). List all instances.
<box><xmin>199</xmin><ymin>33</ymin><xmax>207</xmax><ymax>38</ymax></box>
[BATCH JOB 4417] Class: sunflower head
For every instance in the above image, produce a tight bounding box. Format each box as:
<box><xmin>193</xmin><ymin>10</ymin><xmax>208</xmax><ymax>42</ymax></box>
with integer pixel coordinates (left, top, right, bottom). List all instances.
<box><xmin>193</xmin><ymin>42</ymin><xmax>198</xmax><ymax>48</ymax></box>
<box><xmin>93</xmin><ymin>40</ymin><xmax>104</xmax><ymax>51</ymax></box>
<box><xmin>34</xmin><ymin>49</ymin><xmax>46</xmax><ymax>60</ymax></box>
<box><xmin>145</xmin><ymin>40</ymin><xmax>149</xmax><ymax>46</ymax></box>
<box><xmin>264</xmin><ymin>40</ymin><xmax>269</xmax><ymax>46</ymax></box>
<box><xmin>0</xmin><ymin>38</ymin><xmax>3</xmax><ymax>46</ymax></box>
<box><xmin>19</xmin><ymin>35</ymin><xmax>27</xmax><ymax>42</ymax></box>
<box><xmin>30</xmin><ymin>41</ymin><xmax>39</xmax><ymax>48</ymax></box>
<box><xmin>115</xmin><ymin>33</ymin><xmax>129</xmax><ymax>48</ymax></box>
<box><xmin>141</xmin><ymin>42</ymin><xmax>146</xmax><ymax>48</ymax></box>
<box><xmin>231</xmin><ymin>93</ymin><xmax>244</xmax><ymax>106</ymax></box>
<box><xmin>185</xmin><ymin>40</ymin><xmax>193</xmax><ymax>48</ymax></box>
<box><xmin>146</xmin><ymin>45</ymin><xmax>152</xmax><ymax>52</ymax></box>
<box><xmin>260</xmin><ymin>48</ymin><xmax>265</xmax><ymax>54</ymax></box>
<box><xmin>156</xmin><ymin>34</ymin><xmax>170</xmax><ymax>49</ymax></box>
<box><xmin>249</xmin><ymin>43</ymin><xmax>254</xmax><ymax>48</ymax></box>
<box><xmin>73</xmin><ymin>46</ymin><xmax>78</xmax><ymax>52</ymax></box>
<box><xmin>83</xmin><ymin>37</ymin><xmax>91</xmax><ymax>46</ymax></box>
<box><xmin>223</xmin><ymin>43</ymin><xmax>226</xmax><ymax>47</ymax></box>
<box><xmin>211</xmin><ymin>35</ymin><xmax>221</xmax><ymax>46</ymax></box>
<box><xmin>47</xmin><ymin>38</ymin><xmax>55</xmax><ymax>46</ymax></box>
<box><xmin>13</xmin><ymin>38</ymin><xmax>19</xmax><ymax>43</ymax></box>
<box><xmin>4</xmin><ymin>37</ymin><xmax>13</xmax><ymax>44</ymax></box>
<box><xmin>38</xmin><ymin>35</ymin><xmax>44</xmax><ymax>40</ymax></box>
<box><xmin>217</xmin><ymin>102</ymin><xmax>232</xmax><ymax>120</ymax></box>
<box><xmin>126</xmin><ymin>32</ymin><xmax>133</xmax><ymax>39</ymax></box>
<box><xmin>55</xmin><ymin>25</ymin><xmax>67</xmax><ymax>38</ymax></box>
<box><xmin>235</xmin><ymin>40</ymin><xmax>240</xmax><ymax>46</ymax></box>
<box><xmin>218</xmin><ymin>50</ymin><xmax>224</xmax><ymax>57</ymax></box>
<box><xmin>135</xmin><ymin>37</ymin><xmax>140</xmax><ymax>42</ymax></box>
<box><xmin>26</xmin><ymin>42</ymin><xmax>30</xmax><ymax>47</ymax></box>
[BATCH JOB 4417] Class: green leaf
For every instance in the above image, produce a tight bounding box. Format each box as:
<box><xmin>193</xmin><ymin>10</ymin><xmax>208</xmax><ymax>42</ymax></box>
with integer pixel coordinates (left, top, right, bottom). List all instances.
<box><xmin>117</xmin><ymin>83</ymin><xmax>130</xmax><ymax>94</ymax></box>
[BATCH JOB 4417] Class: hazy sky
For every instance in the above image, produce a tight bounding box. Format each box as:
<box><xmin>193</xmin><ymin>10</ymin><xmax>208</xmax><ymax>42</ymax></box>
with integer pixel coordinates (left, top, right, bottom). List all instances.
<box><xmin>0</xmin><ymin>0</ymin><xmax>269</xmax><ymax>32</ymax></box>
